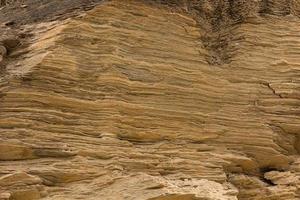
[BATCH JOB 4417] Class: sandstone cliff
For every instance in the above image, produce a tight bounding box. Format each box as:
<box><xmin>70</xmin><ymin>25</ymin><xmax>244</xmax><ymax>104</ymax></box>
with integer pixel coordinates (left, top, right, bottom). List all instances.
<box><xmin>0</xmin><ymin>0</ymin><xmax>300</xmax><ymax>199</ymax></box>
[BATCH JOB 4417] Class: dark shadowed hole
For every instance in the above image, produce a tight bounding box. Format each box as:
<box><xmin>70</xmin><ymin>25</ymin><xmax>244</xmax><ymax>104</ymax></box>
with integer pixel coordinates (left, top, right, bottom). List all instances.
<box><xmin>259</xmin><ymin>167</ymin><xmax>279</xmax><ymax>186</ymax></box>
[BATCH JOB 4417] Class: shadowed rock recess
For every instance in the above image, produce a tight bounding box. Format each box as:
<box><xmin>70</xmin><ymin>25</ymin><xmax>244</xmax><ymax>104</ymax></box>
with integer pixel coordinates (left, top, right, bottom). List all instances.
<box><xmin>0</xmin><ymin>0</ymin><xmax>300</xmax><ymax>199</ymax></box>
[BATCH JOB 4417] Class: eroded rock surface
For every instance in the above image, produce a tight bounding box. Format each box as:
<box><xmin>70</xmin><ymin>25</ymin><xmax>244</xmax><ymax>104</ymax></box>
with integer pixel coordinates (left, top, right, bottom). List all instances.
<box><xmin>0</xmin><ymin>0</ymin><xmax>300</xmax><ymax>199</ymax></box>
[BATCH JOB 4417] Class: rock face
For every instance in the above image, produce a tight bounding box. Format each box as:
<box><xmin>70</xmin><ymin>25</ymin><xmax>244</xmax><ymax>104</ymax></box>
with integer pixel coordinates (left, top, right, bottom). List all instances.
<box><xmin>0</xmin><ymin>0</ymin><xmax>300</xmax><ymax>199</ymax></box>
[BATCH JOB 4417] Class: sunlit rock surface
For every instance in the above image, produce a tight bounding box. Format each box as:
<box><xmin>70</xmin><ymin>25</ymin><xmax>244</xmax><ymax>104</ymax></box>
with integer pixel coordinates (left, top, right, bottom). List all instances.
<box><xmin>0</xmin><ymin>0</ymin><xmax>300</xmax><ymax>199</ymax></box>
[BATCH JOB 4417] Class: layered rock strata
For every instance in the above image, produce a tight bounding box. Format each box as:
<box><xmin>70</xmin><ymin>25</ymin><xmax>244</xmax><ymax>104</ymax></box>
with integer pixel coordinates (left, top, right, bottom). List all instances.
<box><xmin>0</xmin><ymin>0</ymin><xmax>300</xmax><ymax>199</ymax></box>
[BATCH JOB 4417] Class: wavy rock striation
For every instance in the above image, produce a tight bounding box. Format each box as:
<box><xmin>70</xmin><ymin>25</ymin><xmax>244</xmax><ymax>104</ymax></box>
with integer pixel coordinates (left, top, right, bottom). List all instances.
<box><xmin>0</xmin><ymin>0</ymin><xmax>300</xmax><ymax>199</ymax></box>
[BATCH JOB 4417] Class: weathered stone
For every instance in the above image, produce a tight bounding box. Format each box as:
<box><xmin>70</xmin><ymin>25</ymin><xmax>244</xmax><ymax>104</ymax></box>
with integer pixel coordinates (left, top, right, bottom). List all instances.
<box><xmin>0</xmin><ymin>142</ymin><xmax>35</xmax><ymax>161</ymax></box>
<box><xmin>0</xmin><ymin>0</ymin><xmax>299</xmax><ymax>199</ymax></box>
<box><xmin>0</xmin><ymin>172</ymin><xmax>42</xmax><ymax>187</ymax></box>
<box><xmin>264</xmin><ymin>171</ymin><xmax>299</xmax><ymax>185</ymax></box>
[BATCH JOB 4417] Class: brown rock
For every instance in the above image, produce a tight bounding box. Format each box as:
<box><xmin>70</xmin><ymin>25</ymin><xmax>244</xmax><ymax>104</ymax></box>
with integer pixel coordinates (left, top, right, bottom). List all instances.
<box><xmin>264</xmin><ymin>171</ymin><xmax>299</xmax><ymax>186</ymax></box>
<box><xmin>0</xmin><ymin>172</ymin><xmax>42</xmax><ymax>187</ymax></box>
<box><xmin>9</xmin><ymin>188</ymin><xmax>41</xmax><ymax>200</ymax></box>
<box><xmin>0</xmin><ymin>142</ymin><xmax>35</xmax><ymax>161</ymax></box>
<box><xmin>0</xmin><ymin>0</ymin><xmax>299</xmax><ymax>199</ymax></box>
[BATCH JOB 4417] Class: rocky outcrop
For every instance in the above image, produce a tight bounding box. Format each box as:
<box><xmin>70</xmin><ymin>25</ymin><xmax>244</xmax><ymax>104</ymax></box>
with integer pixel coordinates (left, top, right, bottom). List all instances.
<box><xmin>0</xmin><ymin>0</ymin><xmax>300</xmax><ymax>199</ymax></box>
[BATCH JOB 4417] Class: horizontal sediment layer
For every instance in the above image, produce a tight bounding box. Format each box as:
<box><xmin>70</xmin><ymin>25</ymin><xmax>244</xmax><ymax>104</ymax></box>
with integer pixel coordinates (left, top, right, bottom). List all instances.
<box><xmin>0</xmin><ymin>0</ymin><xmax>300</xmax><ymax>199</ymax></box>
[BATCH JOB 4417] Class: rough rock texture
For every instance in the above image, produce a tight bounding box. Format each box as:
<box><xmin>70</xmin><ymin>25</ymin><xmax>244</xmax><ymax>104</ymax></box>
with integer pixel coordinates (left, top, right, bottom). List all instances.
<box><xmin>0</xmin><ymin>0</ymin><xmax>300</xmax><ymax>199</ymax></box>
